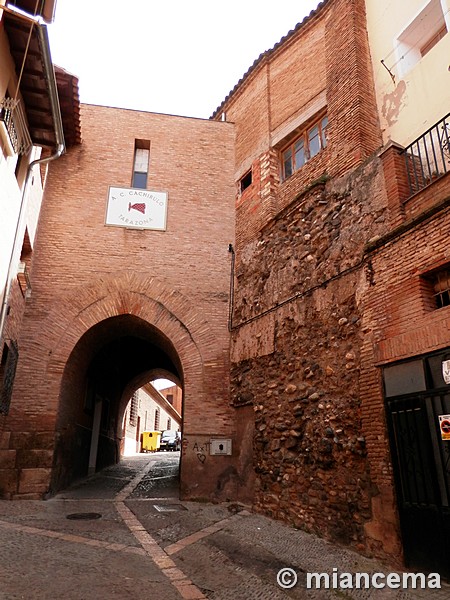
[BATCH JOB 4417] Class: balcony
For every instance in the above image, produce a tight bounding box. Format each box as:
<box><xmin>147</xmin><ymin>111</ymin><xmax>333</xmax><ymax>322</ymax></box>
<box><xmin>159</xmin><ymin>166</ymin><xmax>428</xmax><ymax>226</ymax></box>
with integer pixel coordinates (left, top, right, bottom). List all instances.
<box><xmin>0</xmin><ymin>97</ymin><xmax>32</xmax><ymax>156</ymax></box>
<box><xmin>403</xmin><ymin>113</ymin><xmax>450</xmax><ymax>197</ymax></box>
<box><xmin>4</xmin><ymin>0</ymin><xmax>57</xmax><ymax>23</ymax></box>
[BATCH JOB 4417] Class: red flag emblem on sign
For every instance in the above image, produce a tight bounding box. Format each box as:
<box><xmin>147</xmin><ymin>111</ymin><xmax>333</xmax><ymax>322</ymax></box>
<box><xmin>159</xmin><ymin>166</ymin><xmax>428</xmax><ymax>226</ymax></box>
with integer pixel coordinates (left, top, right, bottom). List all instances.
<box><xmin>128</xmin><ymin>202</ymin><xmax>146</xmax><ymax>214</ymax></box>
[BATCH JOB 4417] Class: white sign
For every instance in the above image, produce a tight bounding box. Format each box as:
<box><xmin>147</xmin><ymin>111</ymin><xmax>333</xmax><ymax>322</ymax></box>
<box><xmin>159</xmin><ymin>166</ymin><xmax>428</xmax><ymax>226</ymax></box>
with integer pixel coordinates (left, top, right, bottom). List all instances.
<box><xmin>106</xmin><ymin>186</ymin><xmax>168</xmax><ymax>230</ymax></box>
<box><xmin>442</xmin><ymin>360</ymin><xmax>450</xmax><ymax>384</ymax></box>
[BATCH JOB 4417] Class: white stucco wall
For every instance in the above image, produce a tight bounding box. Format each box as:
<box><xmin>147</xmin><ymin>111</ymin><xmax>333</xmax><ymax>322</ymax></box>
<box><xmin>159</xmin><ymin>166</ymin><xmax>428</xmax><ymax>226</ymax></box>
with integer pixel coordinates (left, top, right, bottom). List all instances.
<box><xmin>366</xmin><ymin>0</ymin><xmax>450</xmax><ymax>146</ymax></box>
<box><xmin>0</xmin><ymin>23</ymin><xmax>44</xmax><ymax>311</ymax></box>
<box><xmin>0</xmin><ymin>155</ymin><xmax>21</xmax><ymax>306</ymax></box>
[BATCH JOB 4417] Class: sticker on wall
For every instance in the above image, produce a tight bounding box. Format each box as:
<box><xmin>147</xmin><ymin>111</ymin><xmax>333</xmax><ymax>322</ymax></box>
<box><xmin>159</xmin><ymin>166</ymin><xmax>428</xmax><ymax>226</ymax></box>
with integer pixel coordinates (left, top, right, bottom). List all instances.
<box><xmin>442</xmin><ymin>360</ymin><xmax>450</xmax><ymax>384</ymax></box>
<box><xmin>438</xmin><ymin>415</ymin><xmax>450</xmax><ymax>441</ymax></box>
<box><xmin>106</xmin><ymin>186</ymin><xmax>168</xmax><ymax>230</ymax></box>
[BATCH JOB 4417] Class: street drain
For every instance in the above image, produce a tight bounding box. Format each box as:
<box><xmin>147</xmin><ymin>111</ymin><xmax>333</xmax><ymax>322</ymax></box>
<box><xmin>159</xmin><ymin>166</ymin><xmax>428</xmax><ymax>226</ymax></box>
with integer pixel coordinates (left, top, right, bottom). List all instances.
<box><xmin>66</xmin><ymin>512</ymin><xmax>102</xmax><ymax>520</ymax></box>
<box><xmin>153</xmin><ymin>504</ymin><xmax>187</xmax><ymax>512</ymax></box>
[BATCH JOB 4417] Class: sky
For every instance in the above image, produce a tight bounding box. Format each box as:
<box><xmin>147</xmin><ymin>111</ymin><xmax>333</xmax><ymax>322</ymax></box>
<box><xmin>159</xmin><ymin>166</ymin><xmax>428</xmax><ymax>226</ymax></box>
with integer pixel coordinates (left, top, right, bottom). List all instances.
<box><xmin>153</xmin><ymin>379</ymin><xmax>174</xmax><ymax>391</ymax></box>
<box><xmin>47</xmin><ymin>0</ymin><xmax>321</xmax><ymax>120</ymax></box>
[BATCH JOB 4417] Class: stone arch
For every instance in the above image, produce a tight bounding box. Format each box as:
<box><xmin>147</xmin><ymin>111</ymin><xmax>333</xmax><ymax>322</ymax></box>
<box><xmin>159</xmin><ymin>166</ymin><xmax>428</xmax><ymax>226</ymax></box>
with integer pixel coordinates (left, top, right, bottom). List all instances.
<box><xmin>9</xmin><ymin>272</ymin><xmax>231</xmax><ymax>498</ymax></box>
<box><xmin>118</xmin><ymin>368</ymin><xmax>182</xmax><ymax>435</ymax></box>
<box><xmin>44</xmin><ymin>272</ymin><xmax>216</xmax><ymax>382</ymax></box>
<box><xmin>31</xmin><ymin>273</ymin><xmax>212</xmax><ymax>440</ymax></box>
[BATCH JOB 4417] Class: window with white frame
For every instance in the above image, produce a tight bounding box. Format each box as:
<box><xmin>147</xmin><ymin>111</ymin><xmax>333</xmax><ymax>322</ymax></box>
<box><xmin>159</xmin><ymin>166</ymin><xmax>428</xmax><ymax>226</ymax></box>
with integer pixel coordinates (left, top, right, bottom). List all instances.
<box><xmin>281</xmin><ymin>114</ymin><xmax>328</xmax><ymax>181</ymax></box>
<box><xmin>395</xmin><ymin>0</ymin><xmax>448</xmax><ymax>77</ymax></box>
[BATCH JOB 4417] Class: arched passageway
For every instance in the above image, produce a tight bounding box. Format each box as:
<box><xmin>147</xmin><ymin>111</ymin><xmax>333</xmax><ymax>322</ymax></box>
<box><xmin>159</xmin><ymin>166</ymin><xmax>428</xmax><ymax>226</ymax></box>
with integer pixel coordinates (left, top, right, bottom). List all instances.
<box><xmin>2</xmin><ymin>275</ymin><xmax>249</xmax><ymax>503</ymax></box>
<box><xmin>52</xmin><ymin>314</ymin><xmax>183</xmax><ymax>493</ymax></box>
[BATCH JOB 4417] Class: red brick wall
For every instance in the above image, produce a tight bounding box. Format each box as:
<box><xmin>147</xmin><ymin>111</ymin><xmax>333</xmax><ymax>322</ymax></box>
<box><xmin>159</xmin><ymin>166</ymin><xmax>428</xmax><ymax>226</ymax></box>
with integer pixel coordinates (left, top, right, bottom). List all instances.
<box><xmin>222</xmin><ymin>0</ymin><xmax>407</xmax><ymax>566</ymax></box>
<box><xmin>365</xmin><ymin>209</ymin><xmax>450</xmax><ymax>365</ymax></box>
<box><xmin>360</xmin><ymin>200</ymin><xmax>450</xmax><ymax>559</ymax></box>
<box><xmin>159</xmin><ymin>384</ymin><xmax>183</xmax><ymax>416</ymax></box>
<box><xmin>325</xmin><ymin>0</ymin><xmax>382</xmax><ymax>176</ymax></box>
<box><xmin>215</xmin><ymin>0</ymin><xmax>381</xmax><ymax>251</ymax></box>
<box><xmin>0</xmin><ymin>105</ymin><xmax>239</xmax><ymax>500</ymax></box>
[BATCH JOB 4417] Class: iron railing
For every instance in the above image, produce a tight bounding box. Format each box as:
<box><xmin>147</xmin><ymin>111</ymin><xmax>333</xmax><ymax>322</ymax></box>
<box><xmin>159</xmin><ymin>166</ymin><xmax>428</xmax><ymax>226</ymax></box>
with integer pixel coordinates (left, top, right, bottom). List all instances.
<box><xmin>403</xmin><ymin>112</ymin><xmax>450</xmax><ymax>197</ymax></box>
<box><xmin>0</xmin><ymin>97</ymin><xmax>32</xmax><ymax>155</ymax></box>
<box><xmin>0</xmin><ymin>341</ymin><xmax>18</xmax><ymax>415</ymax></box>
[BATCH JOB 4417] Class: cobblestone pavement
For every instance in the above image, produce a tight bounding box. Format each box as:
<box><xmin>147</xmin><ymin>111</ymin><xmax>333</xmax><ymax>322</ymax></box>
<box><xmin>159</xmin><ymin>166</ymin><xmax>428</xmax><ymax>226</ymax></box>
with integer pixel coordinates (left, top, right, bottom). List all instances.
<box><xmin>0</xmin><ymin>454</ymin><xmax>448</xmax><ymax>599</ymax></box>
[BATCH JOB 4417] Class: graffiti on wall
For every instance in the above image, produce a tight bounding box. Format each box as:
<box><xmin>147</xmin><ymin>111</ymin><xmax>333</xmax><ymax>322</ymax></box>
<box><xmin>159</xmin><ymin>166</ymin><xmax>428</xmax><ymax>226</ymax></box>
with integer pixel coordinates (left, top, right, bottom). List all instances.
<box><xmin>182</xmin><ymin>437</ymin><xmax>210</xmax><ymax>463</ymax></box>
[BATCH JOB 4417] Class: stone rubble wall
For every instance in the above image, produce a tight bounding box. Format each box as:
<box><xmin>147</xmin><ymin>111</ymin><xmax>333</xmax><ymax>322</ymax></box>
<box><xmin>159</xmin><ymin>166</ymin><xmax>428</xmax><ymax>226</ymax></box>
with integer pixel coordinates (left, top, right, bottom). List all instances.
<box><xmin>231</xmin><ymin>156</ymin><xmax>393</xmax><ymax>553</ymax></box>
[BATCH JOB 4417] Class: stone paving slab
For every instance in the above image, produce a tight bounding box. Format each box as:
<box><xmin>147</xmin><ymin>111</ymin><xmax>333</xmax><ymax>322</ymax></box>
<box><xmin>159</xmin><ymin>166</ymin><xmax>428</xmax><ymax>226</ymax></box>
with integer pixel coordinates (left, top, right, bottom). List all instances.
<box><xmin>126</xmin><ymin>499</ymin><xmax>236</xmax><ymax>548</ymax></box>
<box><xmin>0</xmin><ymin>526</ymin><xmax>180</xmax><ymax>600</ymax></box>
<box><xmin>0</xmin><ymin>498</ymin><xmax>140</xmax><ymax>546</ymax></box>
<box><xmin>0</xmin><ymin>455</ymin><xmax>448</xmax><ymax>599</ymax></box>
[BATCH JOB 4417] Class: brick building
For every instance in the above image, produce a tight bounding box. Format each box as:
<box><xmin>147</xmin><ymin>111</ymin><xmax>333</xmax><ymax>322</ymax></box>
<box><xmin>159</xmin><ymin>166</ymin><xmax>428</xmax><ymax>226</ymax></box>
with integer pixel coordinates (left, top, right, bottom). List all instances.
<box><xmin>209</xmin><ymin>0</ymin><xmax>449</xmax><ymax>577</ymax></box>
<box><xmin>1</xmin><ymin>0</ymin><xmax>449</xmax><ymax>577</ymax></box>
<box><xmin>0</xmin><ymin>103</ymin><xmax>238</xmax><ymax>501</ymax></box>
<box><xmin>362</xmin><ymin>0</ymin><xmax>450</xmax><ymax>577</ymax></box>
<box><xmin>121</xmin><ymin>383</ymin><xmax>181</xmax><ymax>456</ymax></box>
<box><xmin>159</xmin><ymin>382</ymin><xmax>183</xmax><ymax>416</ymax></box>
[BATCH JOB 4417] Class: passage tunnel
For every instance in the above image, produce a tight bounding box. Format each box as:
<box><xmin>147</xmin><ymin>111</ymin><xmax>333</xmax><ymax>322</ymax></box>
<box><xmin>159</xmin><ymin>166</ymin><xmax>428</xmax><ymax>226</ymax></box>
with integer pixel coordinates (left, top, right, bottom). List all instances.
<box><xmin>51</xmin><ymin>314</ymin><xmax>183</xmax><ymax>494</ymax></box>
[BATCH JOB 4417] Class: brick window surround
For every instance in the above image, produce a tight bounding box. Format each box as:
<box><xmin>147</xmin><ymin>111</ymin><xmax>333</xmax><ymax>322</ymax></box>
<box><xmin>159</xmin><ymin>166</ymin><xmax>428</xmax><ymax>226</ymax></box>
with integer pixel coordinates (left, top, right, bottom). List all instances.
<box><xmin>281</xmin><ymin>114</ymin><xmax>328</xmax><ymax>181</ymax></box>
<box><xmin>431</xmin><ymin>267</ymin><xmax>450</xmax><ymax>309</ymax></box>
<box><xmin>421</xmin><ymin>264</ymin><xmax>450</xmax><ymax>310</ymax></box>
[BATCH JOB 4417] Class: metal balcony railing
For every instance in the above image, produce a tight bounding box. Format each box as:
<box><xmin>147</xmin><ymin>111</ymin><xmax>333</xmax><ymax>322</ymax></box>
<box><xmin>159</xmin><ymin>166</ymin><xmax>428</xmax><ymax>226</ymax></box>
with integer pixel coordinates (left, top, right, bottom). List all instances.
<box><xmin>403</xmin><ymin>113</ymin><xmax>450</xmax><ymax>197</ymax></box>
<box><xmin>0</xmin><ymin>96</ymin><xmax>32</xmax><ymax>155</ymax></box>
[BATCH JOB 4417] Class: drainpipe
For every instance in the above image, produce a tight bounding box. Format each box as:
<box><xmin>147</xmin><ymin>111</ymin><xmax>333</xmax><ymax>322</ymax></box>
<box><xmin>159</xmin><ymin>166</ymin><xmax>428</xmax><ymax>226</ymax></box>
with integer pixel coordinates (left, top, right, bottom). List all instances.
<box><xmin>228</xmin><ymin>243</ymin><xmax>235</xmax><ymax>331</ymax></box>
<box><xmin>0</xmin><ymin>12</ymin><xmax>65</xmax><ymax>350</ymax></box>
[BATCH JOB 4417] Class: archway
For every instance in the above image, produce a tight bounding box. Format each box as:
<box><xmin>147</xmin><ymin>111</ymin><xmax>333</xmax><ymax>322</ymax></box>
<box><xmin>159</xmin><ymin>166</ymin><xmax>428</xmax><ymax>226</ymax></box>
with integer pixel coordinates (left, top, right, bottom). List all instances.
<box><xmin>4</xmin><ymin>274</ymin><xmax>238</xmax><ymax>501</ymax></box>
<box><xmin>51</xmin><ymin>314</ymin><xmax>183</xmax><ymax>493</ymax></box>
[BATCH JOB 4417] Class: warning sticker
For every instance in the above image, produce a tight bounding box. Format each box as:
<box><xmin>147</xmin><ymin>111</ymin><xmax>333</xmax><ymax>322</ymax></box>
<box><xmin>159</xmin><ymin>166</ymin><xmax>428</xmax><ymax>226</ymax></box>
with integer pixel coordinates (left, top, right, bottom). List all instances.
<box><xmin>438</xmin><ymin>415</ymin><xmax>450</xmax><ymax>440</ymax></box>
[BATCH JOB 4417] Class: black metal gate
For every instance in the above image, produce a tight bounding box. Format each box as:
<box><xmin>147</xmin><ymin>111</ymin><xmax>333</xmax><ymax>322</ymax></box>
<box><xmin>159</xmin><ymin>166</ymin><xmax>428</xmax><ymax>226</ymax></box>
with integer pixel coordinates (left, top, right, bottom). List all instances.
<box><xmin>384</xmin><ymin>350</ymin><xmax>450</xmax><ymax>578</ymax></box>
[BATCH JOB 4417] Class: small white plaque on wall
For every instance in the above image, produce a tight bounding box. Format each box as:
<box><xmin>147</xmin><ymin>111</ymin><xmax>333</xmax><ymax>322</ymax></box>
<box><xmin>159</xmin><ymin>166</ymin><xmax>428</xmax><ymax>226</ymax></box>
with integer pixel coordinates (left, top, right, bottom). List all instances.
<box><xmin>106</xmin><ymin>186</ymin><xmax>168</xmax><ymax>230</ymax></box>
<box><xmin>210</xmin><ymin>439</ymin><xmax>232</xmax><ymax>456</ymax></box>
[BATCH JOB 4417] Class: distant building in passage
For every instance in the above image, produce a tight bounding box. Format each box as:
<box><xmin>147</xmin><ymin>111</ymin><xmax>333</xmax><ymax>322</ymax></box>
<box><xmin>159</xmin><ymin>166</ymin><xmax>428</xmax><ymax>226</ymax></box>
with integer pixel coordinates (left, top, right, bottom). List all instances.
<box><xmin>158</xmin><ymin>384</ymin><xmax>183</xmax><ymax>416</ymax></box>
<box><xmin>121</xmin><ymin>383</ymin><xmax>181</xmax><ymax>455</ymax></box>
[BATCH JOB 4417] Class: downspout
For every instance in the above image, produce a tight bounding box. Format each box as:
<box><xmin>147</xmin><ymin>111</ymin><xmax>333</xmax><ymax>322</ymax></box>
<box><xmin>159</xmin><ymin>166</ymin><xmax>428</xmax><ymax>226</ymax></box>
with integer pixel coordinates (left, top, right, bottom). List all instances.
<box><xmin>0</xmin><ymin>14</ymin><xmax>65</xmax><ymax>350</ymax></box>
<box><xmin>228</xmin><ymin>243</ymin><xmax>235</xmax><ymax>331</ymax></box>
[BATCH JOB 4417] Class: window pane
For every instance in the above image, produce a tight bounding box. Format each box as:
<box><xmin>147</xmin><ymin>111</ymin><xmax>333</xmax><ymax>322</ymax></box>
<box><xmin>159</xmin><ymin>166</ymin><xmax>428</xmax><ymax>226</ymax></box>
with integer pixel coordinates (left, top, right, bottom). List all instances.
<box><xmin>433</xmin><ymin>269</ymin><xmax>450</xmax><ymax>309</ymax></box>
<box><xmin>308</xmin><ymin>125</ymin><xmax>320</xmax><ymax>158</ymax></box>
<box><xmin>321</xmin><ymin>116</ymin><xmax>328</xmax><ymax>148</ymax></box>
<box><xmin>383</xmin><ymin>360</ymin><xmax>426</xmax><ymax>397</ymax></box>
<box><xmin>134</xmin><ymin>148</ymin><xmax>149</xmax><ymax>172</ymax></box>
<box><xmin>132</xmin><ymin>171</ymin><xmax>147</xmax><ymax>189</ymax></box>
<box><xmin>283</xmin><ymin>147</ymin><xmax>293</xmax><ymax>179</ymax></box>
<box><xmin>294</xmin><ymin>138</ymin><xmax>305</xmax><ymax>170</ymax></box>
<box><xmin>240</xmin><ymin>171</ymin><xmax>252</xmax><ymax>192</ymax></box>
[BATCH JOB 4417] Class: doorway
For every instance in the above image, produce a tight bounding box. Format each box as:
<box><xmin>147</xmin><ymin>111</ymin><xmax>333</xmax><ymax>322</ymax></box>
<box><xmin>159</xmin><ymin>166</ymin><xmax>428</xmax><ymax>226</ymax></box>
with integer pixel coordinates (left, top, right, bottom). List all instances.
<box><xmin>384</xmin><ymin>349</ymin><xmax>450</xmax><ymax>577</ymax></box>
